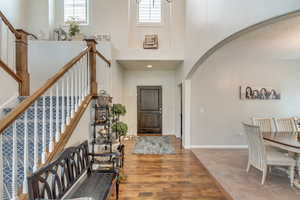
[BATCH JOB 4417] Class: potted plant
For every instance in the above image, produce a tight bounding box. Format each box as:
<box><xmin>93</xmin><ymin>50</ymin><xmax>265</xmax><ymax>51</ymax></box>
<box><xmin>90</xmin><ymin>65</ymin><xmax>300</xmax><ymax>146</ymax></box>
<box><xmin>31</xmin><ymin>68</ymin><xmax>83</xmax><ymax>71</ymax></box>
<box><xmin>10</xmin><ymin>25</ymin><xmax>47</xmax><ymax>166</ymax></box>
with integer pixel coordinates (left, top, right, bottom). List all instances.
<box><xmin>66</xmin><ymin>17</ymin><xmax>80</xmax><ymax>40</ymax></box>
<box><xmin>112</xmin><ymin>104</ymin><xmax>126</xmax><ymax>118</ymax></box>
<box><xmin>112</xmin><ymin>121</ymin><xmax>128</xmax><ymax>137</ymax></box>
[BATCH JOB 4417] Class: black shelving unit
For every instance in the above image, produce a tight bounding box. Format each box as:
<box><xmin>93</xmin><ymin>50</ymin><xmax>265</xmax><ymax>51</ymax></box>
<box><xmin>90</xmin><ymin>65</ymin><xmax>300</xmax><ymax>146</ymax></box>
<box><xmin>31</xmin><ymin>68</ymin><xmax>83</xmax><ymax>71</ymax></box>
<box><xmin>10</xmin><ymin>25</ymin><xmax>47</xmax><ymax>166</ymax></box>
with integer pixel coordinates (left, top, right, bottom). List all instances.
<box><xmin>90</xmin><ymin>102</ymin><xmax>124</xmax><ymax>171</ymax></box>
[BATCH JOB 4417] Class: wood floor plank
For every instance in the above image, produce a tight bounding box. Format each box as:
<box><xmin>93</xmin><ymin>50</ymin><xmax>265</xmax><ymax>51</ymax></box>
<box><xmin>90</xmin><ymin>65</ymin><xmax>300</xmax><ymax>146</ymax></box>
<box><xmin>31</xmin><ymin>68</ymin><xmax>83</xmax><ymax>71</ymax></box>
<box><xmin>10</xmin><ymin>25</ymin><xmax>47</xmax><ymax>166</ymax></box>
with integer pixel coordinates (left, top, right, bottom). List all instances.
<box><xmin>116</xmin><ymin>136</ymin><xmax>233</xmax><ymax>200</ymax></box>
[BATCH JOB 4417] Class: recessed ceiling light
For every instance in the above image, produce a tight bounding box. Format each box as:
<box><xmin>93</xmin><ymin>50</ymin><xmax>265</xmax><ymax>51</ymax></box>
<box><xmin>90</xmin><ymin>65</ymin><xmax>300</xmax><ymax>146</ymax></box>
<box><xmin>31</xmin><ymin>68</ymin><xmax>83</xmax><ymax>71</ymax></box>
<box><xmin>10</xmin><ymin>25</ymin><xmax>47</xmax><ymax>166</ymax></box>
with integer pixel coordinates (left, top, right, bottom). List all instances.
<box><xmin>147</xmin><ymin>65</ymin><xmax>153</xmax><ymax>68</ymax></box>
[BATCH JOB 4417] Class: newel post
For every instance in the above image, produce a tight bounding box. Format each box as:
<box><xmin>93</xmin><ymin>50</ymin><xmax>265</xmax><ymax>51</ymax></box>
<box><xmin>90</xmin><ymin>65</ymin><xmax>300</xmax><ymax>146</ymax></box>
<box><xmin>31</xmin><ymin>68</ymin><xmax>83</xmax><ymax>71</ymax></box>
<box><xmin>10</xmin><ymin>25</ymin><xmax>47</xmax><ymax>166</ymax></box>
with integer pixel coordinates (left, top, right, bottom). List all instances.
<box><xmin>15</xmin><ymin>29</ymin><xmax>30</xmax><ymax>96</ymax></box>
<box><xmin>85</xmin><ymin>39</ymin><xmax>98</xmax><ymax>97</ymax></box>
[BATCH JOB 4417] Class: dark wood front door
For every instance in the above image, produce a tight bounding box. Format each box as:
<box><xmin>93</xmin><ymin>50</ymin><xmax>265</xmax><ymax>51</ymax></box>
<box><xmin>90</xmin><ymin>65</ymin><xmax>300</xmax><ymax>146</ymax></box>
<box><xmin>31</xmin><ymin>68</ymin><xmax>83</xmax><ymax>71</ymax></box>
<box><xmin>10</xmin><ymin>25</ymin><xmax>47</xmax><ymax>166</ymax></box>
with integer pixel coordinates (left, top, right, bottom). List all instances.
<box><xmin>137</xmin><ymin>86</ymin><xmax>162</xmax><ymax>134</ymax></box>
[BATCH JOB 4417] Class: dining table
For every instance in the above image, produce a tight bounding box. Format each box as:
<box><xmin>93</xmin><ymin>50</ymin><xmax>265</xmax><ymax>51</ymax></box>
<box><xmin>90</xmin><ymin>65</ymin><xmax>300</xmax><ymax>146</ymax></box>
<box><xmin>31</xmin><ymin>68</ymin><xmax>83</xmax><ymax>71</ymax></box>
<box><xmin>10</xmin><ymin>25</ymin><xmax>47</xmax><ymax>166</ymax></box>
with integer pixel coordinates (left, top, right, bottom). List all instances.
<box><xmin>263</xmin><ymin>132</ymin><xmax>300</xmax><ymax>188</ymax></box>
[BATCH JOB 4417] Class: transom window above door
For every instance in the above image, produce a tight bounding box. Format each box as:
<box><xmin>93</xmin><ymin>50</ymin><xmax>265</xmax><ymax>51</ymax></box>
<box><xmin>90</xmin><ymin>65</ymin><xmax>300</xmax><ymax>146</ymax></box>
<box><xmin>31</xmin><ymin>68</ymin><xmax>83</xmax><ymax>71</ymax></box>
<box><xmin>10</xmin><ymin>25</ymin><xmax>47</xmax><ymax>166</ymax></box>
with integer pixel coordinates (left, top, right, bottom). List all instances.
<box><xmin>137</xmin><ymin>0</ymin><xmax>162</xmax><ymax>25</ymax></box>
<box><xmin>64</xmin><ymin>0</ymin><xmax>89</xmax><ymax>25</ymax></box>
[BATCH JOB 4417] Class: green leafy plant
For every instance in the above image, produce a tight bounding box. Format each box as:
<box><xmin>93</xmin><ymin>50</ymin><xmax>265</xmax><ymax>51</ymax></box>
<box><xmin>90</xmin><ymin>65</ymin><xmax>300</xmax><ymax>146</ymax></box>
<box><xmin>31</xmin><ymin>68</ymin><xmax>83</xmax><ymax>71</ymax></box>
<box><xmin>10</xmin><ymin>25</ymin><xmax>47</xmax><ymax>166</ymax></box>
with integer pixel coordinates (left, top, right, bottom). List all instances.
<box><xmin>66</xmin><ymin>17</ymin><xmax>80</xmax><ymax>37</ymax></box>
<box><xmin>112</xmin><ymin>121</ymin><xmax>128</xmax><ymax>137</ymax></box>
<box><xmin>112</xmin><ymin>104</ymin><xmax>127</xmax><ymax>116</ymax></box>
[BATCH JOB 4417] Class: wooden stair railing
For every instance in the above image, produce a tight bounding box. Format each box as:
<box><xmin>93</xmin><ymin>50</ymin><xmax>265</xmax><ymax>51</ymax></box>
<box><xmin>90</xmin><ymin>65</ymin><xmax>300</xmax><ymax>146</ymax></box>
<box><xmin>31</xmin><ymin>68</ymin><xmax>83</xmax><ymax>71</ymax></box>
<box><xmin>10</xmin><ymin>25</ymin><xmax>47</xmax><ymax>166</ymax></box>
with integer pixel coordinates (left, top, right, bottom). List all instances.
<box><xmin>0</xmin><ymin>59</ymin><xmax>22</xmax><ymax>83</ymax></box>
<box><xmin>0</xmin><ymin>10</ymin><xmax>37</xmax><ymax>96</ymax></box>
<box><xmin>96</xmin><ymin>50</ymin><xmax>112</xmax><ymax>67</ymax></box>
<box><xmin>0</xmin><ymin>39</ymin><xmax>110</xmax><ymax>200</ymax></box>
<box><xmin>0</xmin><ymin>11</ymin><xmax>21</xmax><ymax>39</ymax></box>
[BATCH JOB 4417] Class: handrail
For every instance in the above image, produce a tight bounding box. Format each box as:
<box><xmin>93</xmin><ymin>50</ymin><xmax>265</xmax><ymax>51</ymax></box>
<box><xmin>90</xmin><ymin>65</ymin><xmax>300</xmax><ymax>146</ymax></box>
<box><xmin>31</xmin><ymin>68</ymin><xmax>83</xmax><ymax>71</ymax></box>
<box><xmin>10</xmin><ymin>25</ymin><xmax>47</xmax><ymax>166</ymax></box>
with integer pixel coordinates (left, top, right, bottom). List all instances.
<box><xmin>0</xmin><ymin>59</ymin><xmax>22</xmax><ymax>83</ymax></box>
<box><xmin>96</xmin><ymin>50</ymin><xmax>111</xmax><ymax>67</ymax></box>
<box><xmin>0</xmin><ymin>46</ymin><xmax>91</xmax><ymax>134</ymax></box>
<box><xmin>0</xmin><ymin>11</ymin><xmax>21</xmax><ymax>38</ymax></box>
<box><xmin>16</xmin><ymin>29</ymin><xmax>38</xmax><ymax>40</ymax></box>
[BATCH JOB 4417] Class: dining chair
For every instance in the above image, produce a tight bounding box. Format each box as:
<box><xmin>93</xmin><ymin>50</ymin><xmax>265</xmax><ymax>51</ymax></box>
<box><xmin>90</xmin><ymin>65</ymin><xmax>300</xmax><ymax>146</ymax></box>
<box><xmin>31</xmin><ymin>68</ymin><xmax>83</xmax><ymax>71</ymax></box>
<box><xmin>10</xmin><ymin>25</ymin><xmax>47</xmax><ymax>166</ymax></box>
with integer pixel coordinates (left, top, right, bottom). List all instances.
<box><xmin>243</xmin><ymin>123</ymin><xmax>296</xmax><ymax>186</ymax></box>
<box><xmin>252</xmin><ymin>118</ymin><xmax>275</xmax><ymax>133</ymax></box>
<box><xmin>274</xmin><ymin>118</ymin><xmax>296</xmax><ymax>132</ymax></box>
<box><xmin>293</xmin><ymin>117</ymin><xmax>300</xmax><ymax>132</ymax></box>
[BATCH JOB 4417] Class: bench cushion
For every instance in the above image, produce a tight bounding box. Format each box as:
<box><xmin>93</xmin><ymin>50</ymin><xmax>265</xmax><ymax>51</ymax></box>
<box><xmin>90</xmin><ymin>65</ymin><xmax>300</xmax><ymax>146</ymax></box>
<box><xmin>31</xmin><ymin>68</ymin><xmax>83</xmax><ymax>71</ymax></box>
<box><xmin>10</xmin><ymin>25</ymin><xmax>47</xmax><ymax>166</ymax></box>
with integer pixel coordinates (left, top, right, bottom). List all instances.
<box><xmin>65</xmin><ymin>172</ymin><xmax>116</xmax><ymax>200</ymax></box>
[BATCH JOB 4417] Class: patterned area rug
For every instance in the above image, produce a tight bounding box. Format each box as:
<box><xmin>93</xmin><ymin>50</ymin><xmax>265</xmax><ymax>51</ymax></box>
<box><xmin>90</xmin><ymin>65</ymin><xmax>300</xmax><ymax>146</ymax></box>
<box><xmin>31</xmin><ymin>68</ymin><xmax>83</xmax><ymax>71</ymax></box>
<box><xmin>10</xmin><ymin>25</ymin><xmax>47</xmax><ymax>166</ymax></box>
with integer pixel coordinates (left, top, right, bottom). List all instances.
<box><xmin>133</xmin><ymin>136</ymin><xmax>176</xmax><ymax>154</ymax></box>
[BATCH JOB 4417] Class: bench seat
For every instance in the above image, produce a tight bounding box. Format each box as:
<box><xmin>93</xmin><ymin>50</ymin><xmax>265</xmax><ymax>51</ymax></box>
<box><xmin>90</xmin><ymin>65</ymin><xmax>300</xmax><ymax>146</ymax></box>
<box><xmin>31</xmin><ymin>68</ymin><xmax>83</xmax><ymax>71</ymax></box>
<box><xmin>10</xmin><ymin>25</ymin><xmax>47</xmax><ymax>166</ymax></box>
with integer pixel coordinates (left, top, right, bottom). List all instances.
<box><xmin>27</xmin><ymin>141</ymin><xmax>119</xmax><ymax>200</ymax></box>
<box><xmin>65</xmin><ymin>172</ymin><xmax>116</xmax><ymax>200</ymax></box>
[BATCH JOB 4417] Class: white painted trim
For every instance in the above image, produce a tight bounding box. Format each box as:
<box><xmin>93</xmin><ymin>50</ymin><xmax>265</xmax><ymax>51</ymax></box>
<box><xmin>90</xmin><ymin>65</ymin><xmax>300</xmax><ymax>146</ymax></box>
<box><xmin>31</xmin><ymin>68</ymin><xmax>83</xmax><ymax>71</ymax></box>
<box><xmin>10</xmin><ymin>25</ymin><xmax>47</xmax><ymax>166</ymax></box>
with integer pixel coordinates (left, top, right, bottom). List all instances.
<box><xmin>183</xmin><ymin>80</ymin><xmax>191</xmax><ymax>148</ymax></box>
<box><xmin>190</xmin><ymin>145</ymin><xmax>248</xmax><ymax>149</ymax></box>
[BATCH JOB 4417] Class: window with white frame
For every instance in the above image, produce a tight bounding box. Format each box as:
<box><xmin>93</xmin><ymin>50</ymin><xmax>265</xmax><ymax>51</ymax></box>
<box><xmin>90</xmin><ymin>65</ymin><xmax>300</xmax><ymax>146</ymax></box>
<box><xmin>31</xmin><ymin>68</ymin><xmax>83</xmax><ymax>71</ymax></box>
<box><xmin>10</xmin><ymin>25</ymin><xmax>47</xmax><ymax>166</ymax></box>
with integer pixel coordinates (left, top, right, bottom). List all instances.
<box><xmin>137</xmin><ymin>0</ymin><xmax>162</xmax><ymax>24</ymax></box>
<box><xmin>64</xmin><ymin>0</ymin><xmax>89</xmax><ymax>24</ymax></box>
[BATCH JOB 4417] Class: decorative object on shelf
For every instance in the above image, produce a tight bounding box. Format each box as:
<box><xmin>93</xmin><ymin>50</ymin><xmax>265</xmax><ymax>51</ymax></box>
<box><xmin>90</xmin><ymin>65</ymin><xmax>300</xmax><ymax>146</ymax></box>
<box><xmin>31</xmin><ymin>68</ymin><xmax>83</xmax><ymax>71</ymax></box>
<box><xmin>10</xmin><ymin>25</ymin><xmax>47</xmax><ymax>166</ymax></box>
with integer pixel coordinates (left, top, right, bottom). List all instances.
<box><xmin>96</xmin><ymin>34</ymin><xmax>111</xmax><ymax>42</ymax></box>
<box><xmin>94</xmin><ymin>91</ymin><xmax>112</xmax><ymax>124</ymax></box>
<box><xmin>97</xmin><ymin>90</ymin><xmax>111</xmax><ymax>106</ymax></box>
<box><xmin>239</xmin><ymin>86</ymin><xmax>281</xmax><ymax>100</ymax></box>
<box><xmin>91</xmin><ymin>94</ymin><xmax>125</xmax><ymax>174</ymax></box>
<box><xmin>98</xmin><ymin>128</ymin><xmax>108</xmax><ymax>135</ymax></box>
<box><xmin>143</xmin><ymin>34</ymin><xmax>159</xmax><ymax>49</ymax></box>
<box><xmin>136</xmin><ymin>0</ymin><xmax>173</xmax><ymax>4</ymax></box>
<box><xmin>66</xmin><ymin>17</ymin><xmax>80</xmax><ymax>39</ymax></box>
<box><xmin>53</xmin><ymin>27</ymin><xmax>68</xmax><ymax>41</ymax></box>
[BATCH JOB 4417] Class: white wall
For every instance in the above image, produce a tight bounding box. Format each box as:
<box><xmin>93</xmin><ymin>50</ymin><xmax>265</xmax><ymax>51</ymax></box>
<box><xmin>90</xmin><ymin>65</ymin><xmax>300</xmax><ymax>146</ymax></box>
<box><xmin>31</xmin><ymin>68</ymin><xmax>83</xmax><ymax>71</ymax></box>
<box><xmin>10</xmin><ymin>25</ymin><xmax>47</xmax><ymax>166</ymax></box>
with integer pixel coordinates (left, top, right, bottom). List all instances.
<box><xmin>27</xmin><ymin>0</ymin><xmax>52</xmax><ymax>39</ymax></box>
<box><xmin>178</xmin><ymin>0</ymin><xmax>300</xmax><ymax>82</ymax></box>
<box><xmin>190</xmin><ymin>40</ymin><xmax>300</xmax><ymax>146</ymax></box>
<box><xmin>110</xmin><ymin>60</ymin><xmax>124</xmax><ymax>104</ymax></box>
<box><xmin>0</xmin><ymin>0</ymin><xmax>29</xmax><ymax>28</ymax></box>
<box><xmin>0</xmin><ymin>0</ymin><xmax>29</xmax><ymax>106</ymax></box>
<box><xmin>66</xmin><ymin>101</ymin><xmax>92</xmax><ymax>147</ymax></box>
<box><xmin>123</xmin><ymin>69</ymin><xmax>177</xmax><ymax>136</ymax></box>
<box><xmin>25</xmin><ymin>0</ymin><xmax>185</xmax><ymax>60</ymax></box>
<box><xmin>29</xmin><ymin>41</ymin><xmax>86</xmax><ymax>92</ymax></box>
<box><xmin>29</xmin><ymin>41</ymin><xmax>114</xmax><ymax>93</ymax></box>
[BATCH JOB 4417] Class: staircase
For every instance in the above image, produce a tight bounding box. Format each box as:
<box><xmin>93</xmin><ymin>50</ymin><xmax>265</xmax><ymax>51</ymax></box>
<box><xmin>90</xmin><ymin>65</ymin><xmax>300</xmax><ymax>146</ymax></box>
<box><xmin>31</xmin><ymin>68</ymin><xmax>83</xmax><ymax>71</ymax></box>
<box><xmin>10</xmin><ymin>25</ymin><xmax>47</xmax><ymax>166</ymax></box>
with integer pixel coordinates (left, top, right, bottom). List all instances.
<box><xmin>0</xmin><ymin>10</ymin><xmax>111</xmax><ymax>200</ymax></box>
<box><xmin>1</xmin><ymin>96</ymin><xmax>67</xmax><ymax>199</ymax></box>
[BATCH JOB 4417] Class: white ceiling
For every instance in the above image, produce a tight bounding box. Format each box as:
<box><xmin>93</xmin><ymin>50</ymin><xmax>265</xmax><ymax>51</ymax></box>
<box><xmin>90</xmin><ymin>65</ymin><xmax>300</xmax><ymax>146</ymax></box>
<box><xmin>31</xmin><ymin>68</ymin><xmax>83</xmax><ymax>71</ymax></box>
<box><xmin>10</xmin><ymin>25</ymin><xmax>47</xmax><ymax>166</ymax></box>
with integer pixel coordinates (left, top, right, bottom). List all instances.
<box><xmin>117</xmin><ymin>60</ymin><xmax>183</xmax><ymax>70</ymax></box>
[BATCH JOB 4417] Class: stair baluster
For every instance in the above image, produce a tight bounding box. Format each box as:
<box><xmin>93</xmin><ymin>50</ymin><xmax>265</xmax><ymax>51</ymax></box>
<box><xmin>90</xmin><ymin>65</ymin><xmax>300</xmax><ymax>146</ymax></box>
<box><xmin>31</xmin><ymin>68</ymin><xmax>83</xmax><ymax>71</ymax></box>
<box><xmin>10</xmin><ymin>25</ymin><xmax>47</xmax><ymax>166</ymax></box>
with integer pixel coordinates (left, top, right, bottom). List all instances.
<box><xmin>75</xmin><ymin>65</ymin><xmax>79</xmax><ymax>112</ymax></box>
<box><xmin>79</xmin><ymin>59</ymin><xmax>83</xmax><ymax>104</ymax></box>
<box><xmin>33</xmin><ymin>102</ymin><xmax>38</xmax><ymax>172</ymax></box>
<box><xmin>41</xmin><ymin>96</ymin><xmax>47</xmax><ymax>164</ymax></box>
<box><xmin>61</xmin><ymin>78</ymin><xmax>65</xmax><ymax>133</ymax></box>
<box><xmin>49</xmin><ymin>88</ymin><xmax>54</xmax><ymax>152</ymax></box>
<box><xmin>66</xmin><ymin>72</ymin><xmax>70</xmax><ymax>125</ymax></box>
<box><xmin>87</xmin><ymin>60</ymin><xmax>90</xmax><ymax>95</ymax></box>
<box><xmin>55</xmin><ymin>83</ymin><xmax>60</xmax><ymax>142</ymax></box>
<box><xmin>78</xmin><ymin>62</ymin><xmax>81</xmax><ymax>108</ymax></box>
<box><xmin>11</xmin><ymin>122</ymin><xmax>17</xmax><ymax>200</ymax></box>
<box><xmin>71</xmin><ymin>68</ymin><xmax>75</xmax><ymax>118</ymax></box>
<box><xmin>22</xmin><ymin>111</ymin><xmax>29</xmax><ymax>193</ymax></box>
<box><xmin>84</xmin><ymin>60</ymin><xmax>87</xmax><ymax>97</ymax></box>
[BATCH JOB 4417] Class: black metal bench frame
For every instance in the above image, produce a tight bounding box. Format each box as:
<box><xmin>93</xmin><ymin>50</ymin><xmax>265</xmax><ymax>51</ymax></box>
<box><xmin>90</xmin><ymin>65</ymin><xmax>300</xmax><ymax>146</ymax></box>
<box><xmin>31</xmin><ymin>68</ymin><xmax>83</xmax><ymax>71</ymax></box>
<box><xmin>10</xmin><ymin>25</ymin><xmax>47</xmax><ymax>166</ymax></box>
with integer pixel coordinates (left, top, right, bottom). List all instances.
<box><xmin>27</xmin><ymin>141</ymin><xmax>119</xmax><ymax>200</ymax></box>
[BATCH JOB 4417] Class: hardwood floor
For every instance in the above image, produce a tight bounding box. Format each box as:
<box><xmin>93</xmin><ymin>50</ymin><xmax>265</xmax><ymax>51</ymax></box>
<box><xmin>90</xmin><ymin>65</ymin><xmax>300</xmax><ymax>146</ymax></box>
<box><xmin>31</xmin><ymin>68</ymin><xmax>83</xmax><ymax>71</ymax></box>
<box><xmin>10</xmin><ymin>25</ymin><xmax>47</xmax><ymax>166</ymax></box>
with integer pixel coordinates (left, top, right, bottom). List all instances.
<box><xmin>118</xmin><ymin>136</ymin><xmax>233</xmax><ymax>200</ymax></box>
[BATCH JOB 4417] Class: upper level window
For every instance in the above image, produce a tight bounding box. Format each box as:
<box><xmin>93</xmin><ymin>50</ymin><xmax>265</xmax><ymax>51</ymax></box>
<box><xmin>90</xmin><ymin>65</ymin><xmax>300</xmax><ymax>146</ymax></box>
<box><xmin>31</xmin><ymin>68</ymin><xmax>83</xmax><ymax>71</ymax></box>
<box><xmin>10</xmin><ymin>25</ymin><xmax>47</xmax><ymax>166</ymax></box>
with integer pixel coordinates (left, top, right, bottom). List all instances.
<box><xmin>138</xmin><ymin>0</ymin><xmax>162</xmax><ymax>24</ymax></box>
<box><xmin>64</xmin><ymin>0</ymin><xmax>88</xmax><ymax>25</ymax></box>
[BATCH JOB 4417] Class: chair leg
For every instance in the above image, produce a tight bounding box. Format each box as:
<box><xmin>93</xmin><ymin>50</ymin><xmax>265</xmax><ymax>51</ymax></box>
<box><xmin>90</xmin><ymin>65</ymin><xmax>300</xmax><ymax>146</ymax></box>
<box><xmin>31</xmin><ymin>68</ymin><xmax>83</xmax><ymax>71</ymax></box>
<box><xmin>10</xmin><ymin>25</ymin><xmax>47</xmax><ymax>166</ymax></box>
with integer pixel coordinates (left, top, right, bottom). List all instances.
<box><xmin>246</xmin><ymin>161</ymin><xmax>251</xmax><ymax>172</ymax></box>
<box><xmin>261</xmin><ymin>167</ymin><xmax>268</xmax><ymax>185</ymax></box>
<box><xmin>116</xmin><ymin>180</ymin><xmax>119</xmax><ymax>200</ymax></box>
<box><xmin>290</xmin><ymin>166</ymin><xmax>295</xmax><ymax>187</ymax></box>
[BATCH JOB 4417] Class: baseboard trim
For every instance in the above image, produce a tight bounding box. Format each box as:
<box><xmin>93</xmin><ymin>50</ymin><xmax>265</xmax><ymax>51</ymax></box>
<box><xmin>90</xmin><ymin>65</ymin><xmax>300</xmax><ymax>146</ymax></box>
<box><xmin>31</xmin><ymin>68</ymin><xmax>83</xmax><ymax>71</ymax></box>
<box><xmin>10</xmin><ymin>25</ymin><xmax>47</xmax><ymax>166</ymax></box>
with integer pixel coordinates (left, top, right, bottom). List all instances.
<box><xmin>189</xmin><ymin>145</ymin><xmax>248</xmax><ymax>149</ymax></box>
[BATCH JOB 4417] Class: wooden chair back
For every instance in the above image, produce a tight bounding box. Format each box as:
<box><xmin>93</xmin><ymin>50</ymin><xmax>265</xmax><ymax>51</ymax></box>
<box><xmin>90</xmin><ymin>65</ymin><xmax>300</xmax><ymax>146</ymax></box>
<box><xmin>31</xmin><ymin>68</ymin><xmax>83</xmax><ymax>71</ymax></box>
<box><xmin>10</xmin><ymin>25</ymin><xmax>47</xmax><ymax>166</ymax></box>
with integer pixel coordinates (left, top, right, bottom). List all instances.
<box><xmin>252</xmin><ymin>118</ymin><xmax>274</xmax><ymax>133</ymax></box>
<box><xmin>243</xmin><ymin>123</ymin><xmax>266</xmax><ymax>171</ymax></box>
<box><xmin>274</xmin><ymin>118</ymin><xmax>296</xmax><ymax>132</ymax></box>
